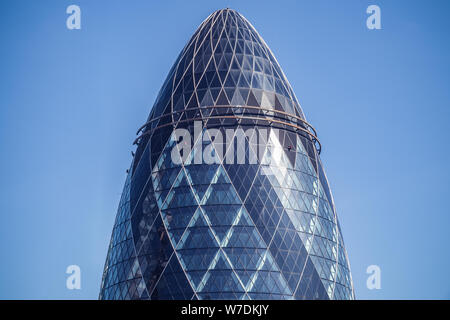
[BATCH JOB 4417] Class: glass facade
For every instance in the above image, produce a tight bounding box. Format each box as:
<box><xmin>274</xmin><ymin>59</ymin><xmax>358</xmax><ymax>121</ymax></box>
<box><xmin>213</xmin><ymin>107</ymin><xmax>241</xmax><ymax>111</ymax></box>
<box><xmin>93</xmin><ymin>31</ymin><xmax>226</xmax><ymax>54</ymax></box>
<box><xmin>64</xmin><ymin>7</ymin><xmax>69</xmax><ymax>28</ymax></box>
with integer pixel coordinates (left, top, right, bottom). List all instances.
<box><xmin>99</xmin><ymin>8</ymin><xmax>354</xmax><ymax>300</ymax></box>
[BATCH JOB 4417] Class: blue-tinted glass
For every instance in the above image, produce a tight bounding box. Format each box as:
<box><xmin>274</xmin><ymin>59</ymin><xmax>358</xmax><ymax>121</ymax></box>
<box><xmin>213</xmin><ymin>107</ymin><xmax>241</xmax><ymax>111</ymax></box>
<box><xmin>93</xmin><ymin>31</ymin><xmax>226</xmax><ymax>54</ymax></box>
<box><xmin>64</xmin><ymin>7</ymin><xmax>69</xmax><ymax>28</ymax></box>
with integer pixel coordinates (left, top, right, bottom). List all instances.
<box><xmin>99</xmin><ymin>8</ymin><xmax>354</xmax><ymax>300</ymax></box>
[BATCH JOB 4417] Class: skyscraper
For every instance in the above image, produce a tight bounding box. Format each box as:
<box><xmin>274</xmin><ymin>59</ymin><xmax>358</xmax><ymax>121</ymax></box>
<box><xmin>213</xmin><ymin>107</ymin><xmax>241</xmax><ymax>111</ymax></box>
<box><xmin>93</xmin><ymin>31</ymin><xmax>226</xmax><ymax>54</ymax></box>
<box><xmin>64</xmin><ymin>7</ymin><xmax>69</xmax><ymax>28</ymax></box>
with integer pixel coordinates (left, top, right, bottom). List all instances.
<box><xmin>99</xmin><ymin>8</ymin><xmax>354</xmax><ymax>300</ymax></box>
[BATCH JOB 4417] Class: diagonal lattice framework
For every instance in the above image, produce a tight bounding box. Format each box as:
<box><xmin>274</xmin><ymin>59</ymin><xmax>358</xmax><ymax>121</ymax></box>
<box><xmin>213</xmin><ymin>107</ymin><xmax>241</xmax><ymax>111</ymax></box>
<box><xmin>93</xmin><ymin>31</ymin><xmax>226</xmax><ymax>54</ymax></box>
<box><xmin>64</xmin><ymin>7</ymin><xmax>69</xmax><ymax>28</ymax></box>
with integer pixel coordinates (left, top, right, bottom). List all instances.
<box><xmin>99</xmin><ymin>8</ymin><xmax>354</xmax><ymax>300</ymax></box>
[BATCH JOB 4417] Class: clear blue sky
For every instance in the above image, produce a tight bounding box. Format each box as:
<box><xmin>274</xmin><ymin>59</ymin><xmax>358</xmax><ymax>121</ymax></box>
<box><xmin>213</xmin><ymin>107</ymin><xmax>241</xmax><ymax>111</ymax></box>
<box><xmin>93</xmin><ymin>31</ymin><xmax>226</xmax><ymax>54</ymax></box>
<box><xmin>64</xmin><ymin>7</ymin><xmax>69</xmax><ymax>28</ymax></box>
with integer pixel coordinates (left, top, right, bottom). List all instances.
<box><xmin>1</xmin><ymin>0</ymin><xmax>449</xmax><ymax>299</ymax></box>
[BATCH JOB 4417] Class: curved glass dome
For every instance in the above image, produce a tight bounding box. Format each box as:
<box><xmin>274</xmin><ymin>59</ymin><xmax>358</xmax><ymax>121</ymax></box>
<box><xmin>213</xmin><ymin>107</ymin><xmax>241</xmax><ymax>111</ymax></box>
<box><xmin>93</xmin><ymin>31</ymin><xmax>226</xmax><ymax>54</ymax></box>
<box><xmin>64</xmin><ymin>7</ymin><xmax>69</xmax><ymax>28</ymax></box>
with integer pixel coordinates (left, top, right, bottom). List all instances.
<box><xmin>99</xmin><ymin>8</ymin><xmax>354</xmax><ymax>300</ymax></box>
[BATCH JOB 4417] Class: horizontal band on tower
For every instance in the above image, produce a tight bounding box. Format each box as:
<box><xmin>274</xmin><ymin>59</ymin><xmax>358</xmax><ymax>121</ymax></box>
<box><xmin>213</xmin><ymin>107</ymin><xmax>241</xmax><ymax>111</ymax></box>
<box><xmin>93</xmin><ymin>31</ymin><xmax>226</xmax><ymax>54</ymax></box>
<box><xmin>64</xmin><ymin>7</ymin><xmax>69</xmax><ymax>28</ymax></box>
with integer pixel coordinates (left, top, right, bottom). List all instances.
<box><xmin>134</xmin><ymin>105</ymin><xmax>321</xmax><ymax>154</ymax></box>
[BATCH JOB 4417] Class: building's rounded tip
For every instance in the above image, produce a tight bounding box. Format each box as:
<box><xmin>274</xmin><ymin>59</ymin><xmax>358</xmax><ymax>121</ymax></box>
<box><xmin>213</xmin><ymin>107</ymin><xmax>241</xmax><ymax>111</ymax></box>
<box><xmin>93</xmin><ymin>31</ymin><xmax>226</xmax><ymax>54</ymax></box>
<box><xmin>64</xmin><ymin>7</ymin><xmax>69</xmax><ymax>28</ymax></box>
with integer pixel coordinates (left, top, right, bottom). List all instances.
<box><xmin>213</xmin><ymin>8</ymin><xmax>239</xmax><ymax>14</ymax></box>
